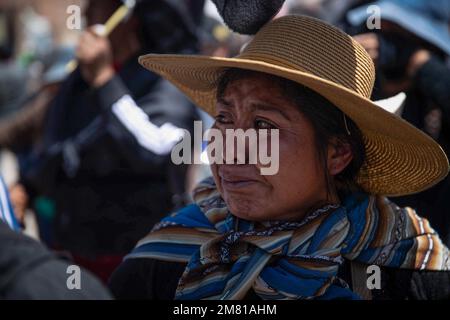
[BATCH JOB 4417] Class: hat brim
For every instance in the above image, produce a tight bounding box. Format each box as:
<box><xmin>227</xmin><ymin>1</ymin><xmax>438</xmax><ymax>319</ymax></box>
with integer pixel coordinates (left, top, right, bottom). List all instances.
<box><xmin>139</xmin><ymin>53</ymin><xmax>449</xmax><ymax>196</ymax></box>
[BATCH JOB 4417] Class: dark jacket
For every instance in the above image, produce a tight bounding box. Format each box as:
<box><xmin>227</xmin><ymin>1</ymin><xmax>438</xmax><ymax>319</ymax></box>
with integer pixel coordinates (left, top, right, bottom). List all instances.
<box><xmin>108</xmin><ymin>257</ymin><xmax>450</xmax><ymax>300</ymax></box>
<box><xmin>0</xmin><ymin>221</ymin><xmax>111</xmax><ymax>299</ymax></box>
<box><xmin>27</xmin><ymin>57</ymin><xmax>198</xmax><ymax>256</ymax></box>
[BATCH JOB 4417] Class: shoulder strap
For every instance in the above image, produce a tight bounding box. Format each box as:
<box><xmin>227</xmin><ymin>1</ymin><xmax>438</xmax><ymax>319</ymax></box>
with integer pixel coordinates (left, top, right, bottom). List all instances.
<box><xmin>350</xmin><ymin>261</ymin><xmax>372</xmax><ymax>300</ymax></box>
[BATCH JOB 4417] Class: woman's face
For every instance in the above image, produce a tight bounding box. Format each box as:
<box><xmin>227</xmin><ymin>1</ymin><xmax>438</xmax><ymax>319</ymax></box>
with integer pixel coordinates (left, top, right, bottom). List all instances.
<box><xmin>210</xmin><ymin>74</ymin><xmax>340</xmax><ymax>221</ymax></box>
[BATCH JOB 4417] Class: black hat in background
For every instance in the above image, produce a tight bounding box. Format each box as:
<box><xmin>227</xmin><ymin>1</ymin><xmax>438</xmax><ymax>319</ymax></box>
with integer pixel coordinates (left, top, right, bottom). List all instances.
<box><xmin>211</xmin><ymin>0</ymin><xmax>285</xmax><ymax>35</ymax></box>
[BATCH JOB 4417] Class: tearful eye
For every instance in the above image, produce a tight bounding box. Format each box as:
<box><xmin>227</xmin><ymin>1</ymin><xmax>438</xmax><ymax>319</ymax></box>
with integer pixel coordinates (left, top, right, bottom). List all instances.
<box><xmin>255</xmin><ymin>119</ymin><xmax>277</xmax><ymax>130</ymax></box>
<box><xmin>215</xmin><ymin>114</ymin><xmax>233</xmax><ymax>125</ymax></box>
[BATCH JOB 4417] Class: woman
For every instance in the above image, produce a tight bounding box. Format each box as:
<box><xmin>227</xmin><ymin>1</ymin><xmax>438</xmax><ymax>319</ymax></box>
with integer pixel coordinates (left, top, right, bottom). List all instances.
<box><xmin>110</xmin><ymin>15</ymin><xmax>450</xmax><ymax>300</ymax></box>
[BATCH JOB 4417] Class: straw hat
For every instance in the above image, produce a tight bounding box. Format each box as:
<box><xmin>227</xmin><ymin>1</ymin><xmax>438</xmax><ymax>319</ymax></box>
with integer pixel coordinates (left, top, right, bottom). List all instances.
<box><xmin>139</xmin><ymin>15</ymin><xmax>449</xmax><ymax>196</ymax></box>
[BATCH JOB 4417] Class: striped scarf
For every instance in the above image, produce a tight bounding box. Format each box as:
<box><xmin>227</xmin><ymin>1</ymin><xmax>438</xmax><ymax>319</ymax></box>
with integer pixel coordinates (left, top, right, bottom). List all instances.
<box><xmin>127</xmin><ymin>177</ymin><xmax>450</xmax><ymax>300</ymax></box>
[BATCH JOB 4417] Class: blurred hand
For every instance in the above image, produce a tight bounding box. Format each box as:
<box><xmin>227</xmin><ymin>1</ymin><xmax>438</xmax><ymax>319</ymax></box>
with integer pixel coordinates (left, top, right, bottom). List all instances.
<box><xmin>353</xmin><ymin>33</ymin><xmax>379</xmax><ymax>63</ymax></box>
<box><xmin>9</xmin><ymin>183</ymin><xmax>28</xmax><ymax>226</ymax></box>
<box><xmin>76</xmin><ymin>25</ymin><xmax>115</xmax><ymax>88</ymax></box>
<box><xmin>407</xmin><ymin>49</ymin><xmax>431</xmax><ymax>77</ymax></box>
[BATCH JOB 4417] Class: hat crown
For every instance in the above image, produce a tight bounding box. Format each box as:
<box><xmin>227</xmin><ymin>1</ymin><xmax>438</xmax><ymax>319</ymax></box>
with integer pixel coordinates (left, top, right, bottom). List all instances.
<box><xmin>239</xmin><ymin>15</ymin><xmax>376</xmax><ymax>98</ymax></box>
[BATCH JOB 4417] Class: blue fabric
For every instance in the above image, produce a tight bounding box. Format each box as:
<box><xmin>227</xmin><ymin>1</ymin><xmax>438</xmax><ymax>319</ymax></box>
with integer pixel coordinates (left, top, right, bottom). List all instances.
<box><xmin>0</xmin><ymin>176</ymin><xmax>20</xmax><ymax>231</ymax></box>
<box><xmin>347</xmin><ymin>0</ymin><xmax>450</xmax><ymax>56</ymax></box>
<box><xmin>176</xmin><ymin>200</ymin><xmax>361</xmax><ymax>299</ymax></box>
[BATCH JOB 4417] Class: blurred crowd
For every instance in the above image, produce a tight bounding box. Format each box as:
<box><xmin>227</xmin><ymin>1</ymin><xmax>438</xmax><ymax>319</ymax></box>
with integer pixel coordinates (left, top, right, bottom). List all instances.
<box><xmin>0</xmin><ymin>0</ymin><xmax>449</xmax><ymax>286</ymax></box>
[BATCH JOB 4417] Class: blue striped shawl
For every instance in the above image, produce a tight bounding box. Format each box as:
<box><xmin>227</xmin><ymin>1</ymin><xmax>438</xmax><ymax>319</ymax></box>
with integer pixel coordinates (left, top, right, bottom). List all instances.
<box><xmin>127</xmin><ymin>177</ymin><xmax>450</xmax><ymax>300</ymax></box>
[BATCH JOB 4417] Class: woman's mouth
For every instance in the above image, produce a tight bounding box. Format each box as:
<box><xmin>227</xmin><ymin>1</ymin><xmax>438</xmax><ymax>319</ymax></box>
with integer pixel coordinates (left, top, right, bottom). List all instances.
<box><xmin>218</xmin><ymin>167</ymin><xmax>261</xmax><ymax>191</ymax></box>
<box><xmin>221</xmin><ymin>178</ymin><xmax>259</xmax><ymax>190</ymax></box>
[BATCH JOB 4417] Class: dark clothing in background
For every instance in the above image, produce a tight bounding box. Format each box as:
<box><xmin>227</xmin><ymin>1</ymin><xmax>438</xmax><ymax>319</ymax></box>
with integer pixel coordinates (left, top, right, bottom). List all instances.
<box><xmin>0</xmin><ymin>221</ymin><xmax>111</xmax><ymax>299</ymax></box>
<box><xmin>393</xmin><ymin>56</ymin><xmax>450</xmax><ymax>247</ymax></box>
<box><xmin>109</xmin><ymin>258</ymin><xmax>450</xmax><ymax>300</ymax></box>
<box><xmin>340</xmin><ymin>11</ymin><xmax>450</xmax><ymax>247</ymax></box>
<box><xmin>0</xmin><ymin>63</ymin><xmax>28</xmax><ymax>117</ymax></box>
<box><xmin>136</xmin><ymin>0</ymin><xmax>203</xmax><ymax>54</ymax></box>
<box><xmin>28</xmin><ymin>56</ymin><xmax>198</xmax><ymax>256</ymax></box>
<box><xmin>414</xmin><ymin>57</ymin><xmax>450</xmax><ymax>112</ymax></box>
<box><xmin>403</xmin><ymin>56</ymin><xmax>450</xmax><ymax>154</ymax></box>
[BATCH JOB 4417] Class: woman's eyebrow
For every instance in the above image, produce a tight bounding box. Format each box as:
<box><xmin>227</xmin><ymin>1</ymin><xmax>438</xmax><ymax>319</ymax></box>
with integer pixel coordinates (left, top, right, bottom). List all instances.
<box><xmin>216</xmin><ymin>97</ymin><xmax>232</xmax><ymax>107</ymax></box>
<box><xmin>253</xmin><ymin>103</ymin><xmax>291</xmax><ymax>121</ymax></box>
<box><xmin>216</xmin><ymin>98</ymin><xmax>291</xmax><ymax>121</ymax></box>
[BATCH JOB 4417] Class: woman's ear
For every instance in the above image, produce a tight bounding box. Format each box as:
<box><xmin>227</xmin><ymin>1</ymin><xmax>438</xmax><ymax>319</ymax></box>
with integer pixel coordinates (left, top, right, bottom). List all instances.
<box><xmin>327</xmin><ymin>138</ymin><xmax>354</xmax><ymax>176</ymax></box>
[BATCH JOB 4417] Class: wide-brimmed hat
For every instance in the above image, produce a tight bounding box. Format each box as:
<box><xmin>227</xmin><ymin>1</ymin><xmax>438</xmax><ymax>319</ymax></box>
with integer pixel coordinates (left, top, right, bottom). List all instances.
<box><xmin>347</xmin><ymin>0</ymin><xmax>450</xmax><ymax>56</ymax></box>
<box><xmin>139</xmin><ymin>15</ymin><xmax>449</xmax><ymax>196</ymax></box>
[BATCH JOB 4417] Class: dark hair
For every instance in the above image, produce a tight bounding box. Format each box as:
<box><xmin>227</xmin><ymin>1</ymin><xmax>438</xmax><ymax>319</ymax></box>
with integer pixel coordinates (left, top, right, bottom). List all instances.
<box><xmin>216</xmin><ymin>68</ymin><xmax>367</xmax><ymax>199</ymax></box>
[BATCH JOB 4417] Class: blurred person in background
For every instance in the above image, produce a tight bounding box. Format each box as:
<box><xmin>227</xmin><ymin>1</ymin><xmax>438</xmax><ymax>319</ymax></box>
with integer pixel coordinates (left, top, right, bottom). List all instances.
<box><xmin>0</xmin><ymin>46</ymin><xmax>75</xmax><ymax>241</ymax></box>
<box><xmin>342</xmin><ymin>0</ymin><xmax>450</xmax><ymax>246</ymax></box>
<box><xmin>0</xmin><ymin>1</ymin><xmax>82</xmax><ymax>239</ymax></box>
<box><xmin>0</xmin><ymin>174</ymin><xmax>111</xmax><ymax>299</ymax></box>
<box><xmin>0</xmin><ymin>0</ymin><xmax>38</xmax><ymax>235</ymax></box>
<box><xmin>24</xmin><ymin>0</ymin><xmax>202</xmax><ymax>282</ymax></box>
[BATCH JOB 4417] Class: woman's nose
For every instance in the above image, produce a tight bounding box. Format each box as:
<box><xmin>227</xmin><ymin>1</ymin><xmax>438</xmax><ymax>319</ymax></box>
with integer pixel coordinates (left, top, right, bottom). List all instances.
<box><xmin>222</xmin><ymin>129</ymin><xmax>257</xmax><ymax>165</ymax></box>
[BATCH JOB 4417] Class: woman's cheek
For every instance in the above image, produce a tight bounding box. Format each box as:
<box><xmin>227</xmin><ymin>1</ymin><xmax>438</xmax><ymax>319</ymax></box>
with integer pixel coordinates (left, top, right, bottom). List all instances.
<box><xmin>276</xmin><ymin>137</ymin><xmax>296</xmax><ymax>172</ymax></box>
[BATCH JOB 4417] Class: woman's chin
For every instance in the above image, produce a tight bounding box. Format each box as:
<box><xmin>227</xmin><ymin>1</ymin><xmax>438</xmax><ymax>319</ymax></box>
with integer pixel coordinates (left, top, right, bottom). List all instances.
<box><xmin>226</xmin><ymin>198</ymin><xmax>270</xmax><ymax>221</ymax></box>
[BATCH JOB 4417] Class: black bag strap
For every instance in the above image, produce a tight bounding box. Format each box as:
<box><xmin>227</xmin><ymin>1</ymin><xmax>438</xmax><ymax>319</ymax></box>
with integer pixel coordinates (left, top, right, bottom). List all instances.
<box><xmin>350</xmin><ymin>261</ymin><xmax>372</xmax><ymax>300</ymax></box>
